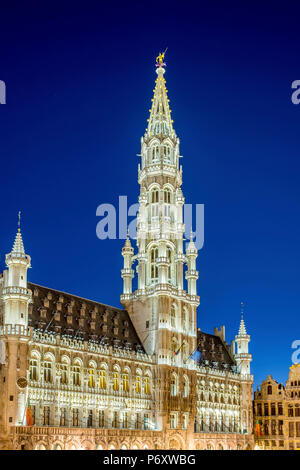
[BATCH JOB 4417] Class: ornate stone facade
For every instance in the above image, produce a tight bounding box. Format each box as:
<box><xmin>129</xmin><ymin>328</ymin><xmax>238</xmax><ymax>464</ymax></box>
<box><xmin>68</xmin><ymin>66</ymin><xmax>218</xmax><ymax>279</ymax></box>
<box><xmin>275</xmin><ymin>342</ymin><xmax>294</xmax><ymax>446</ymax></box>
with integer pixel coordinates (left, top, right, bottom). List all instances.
<box><xmin>0</xmin><ymin>56</ymin><xmax>254</xmax><ymax>450</ymax></box>
<box><xmin>254</xmin><ymin>364</ymin><xmax>300</xmax><ymax>450</ymax></box>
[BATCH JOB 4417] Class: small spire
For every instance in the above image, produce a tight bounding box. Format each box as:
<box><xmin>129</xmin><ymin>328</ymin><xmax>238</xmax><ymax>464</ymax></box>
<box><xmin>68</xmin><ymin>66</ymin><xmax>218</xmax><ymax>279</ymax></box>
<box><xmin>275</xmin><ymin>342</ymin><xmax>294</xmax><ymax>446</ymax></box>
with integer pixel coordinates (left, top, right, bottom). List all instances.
<box><xmin>186</xmin><ymin>229</ymin><xmax>197</xmax><ymax>253</ymax></box>
<box><xmin>12</xmin><ymin>229</ymin><xmax>25</xmax><ymax>255</ymax></box>
<box><xmin>238</xmin><ymin>302</ymin><xmax>248</xmax><ymax>336</ymax></box>
<box><xmin>123</xmin><ymin>230</ymin><xmax>133</xmax><ymax>250</ymax></box>
<box><xmin>18</xmin><ymin>211</ymin><xmax>21</xmax><ymax>232</ymax></box>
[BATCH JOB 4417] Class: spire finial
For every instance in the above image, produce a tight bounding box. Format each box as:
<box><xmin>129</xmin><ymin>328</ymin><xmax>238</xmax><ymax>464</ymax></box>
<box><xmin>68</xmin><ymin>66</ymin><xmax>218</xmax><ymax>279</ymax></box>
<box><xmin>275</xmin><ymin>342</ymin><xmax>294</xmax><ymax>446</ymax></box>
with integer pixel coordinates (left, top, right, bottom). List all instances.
<box><xmin>155</xmin><ymin>48</ymin><xmax>168</xmax><ymax>67</ymax></box>
<box><xmin>18</xmin><ymin>211</ymin><xmax>21</xmax><ymax>232</ymax></box>
<box><xmin>240</xmin><ymin>301</ymin><xmax>244</xmax><ymax>320</ymax></box>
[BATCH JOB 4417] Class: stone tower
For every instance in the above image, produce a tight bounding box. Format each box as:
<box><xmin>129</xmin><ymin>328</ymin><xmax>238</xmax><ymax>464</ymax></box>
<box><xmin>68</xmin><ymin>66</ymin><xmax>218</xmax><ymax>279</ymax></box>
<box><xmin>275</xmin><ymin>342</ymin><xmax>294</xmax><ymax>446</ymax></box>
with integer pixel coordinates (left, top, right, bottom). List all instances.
<box><xmin>121</xmin><ymin>53</ymin><xmax>200</xmax><ymax>435</ymax></box>
<box><xmin>234</xmin><ymin>303</ymin><xmax>253</xmax><ymax>433</ymax></box>
<box><xmin>0</xmin><ymin>223</ymin><xmax>32</xmax><ymax>445</ymax></box>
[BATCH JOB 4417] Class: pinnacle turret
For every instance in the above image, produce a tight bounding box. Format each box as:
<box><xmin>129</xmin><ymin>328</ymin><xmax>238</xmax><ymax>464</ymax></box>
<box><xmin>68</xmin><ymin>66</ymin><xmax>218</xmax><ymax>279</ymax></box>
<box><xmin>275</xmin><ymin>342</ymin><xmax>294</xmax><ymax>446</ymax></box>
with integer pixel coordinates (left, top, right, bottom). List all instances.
<box><xmin>11</xmin><ymin>229</ymin><xmax>25</xmax><ymax>255</ymax></box>
<box><xmin>238</xmin><ymin>315</ymin><xmax>248</xmax><ymax>336</ymax></box>
<box><xmin>2</xmin><ymin>216</ymin><xmax>32</xmax><ymax>327</ymax></box>
<box><xmin>234</xmin><ymin>302</ymin><xmax>252</xmax><ymax>376</ymax></box>
<box><xmin>146</xmin><ymin>53</ymin><xmax>176</xmax><ymax>140</ymax></box>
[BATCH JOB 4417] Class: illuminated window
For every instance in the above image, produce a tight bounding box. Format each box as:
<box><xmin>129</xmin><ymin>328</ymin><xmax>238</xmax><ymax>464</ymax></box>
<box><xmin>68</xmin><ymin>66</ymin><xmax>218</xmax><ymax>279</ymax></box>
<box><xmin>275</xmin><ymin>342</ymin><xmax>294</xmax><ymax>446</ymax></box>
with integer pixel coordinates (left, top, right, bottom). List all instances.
<box><xmin>163</xmin><ymin>146</ymin><xmax>171</xmax><ymax>163</ymax></box>
<box><xmin>99</xmin><ymin>410</ymin><xmax>105</xmax><ymax>427</ymax></box>
<box><xmin>72</xmin><ymin>408</ymin><xmax>79</xmax><ymax>426</ymax></box>
<box><xmin>182</xmin><ymin>414</ymin><xmax>188</xmax><ymax>429</ymax></box>
<box><xmin>44</xmin><ymin>362</ymin><xmax>52</xmax><ymax>383</ymax></box>
<box><xmin>122</xmin><ymin>373</ymin><xmax>129</xmax><ymax>392</ymax></box>
<box><xmin>99</xmin><ymin>368</ymin><xmax>106</xmax><ymax>389</ymax></box>
<box><xmin>170</xmin><ymin>373</ymin><xmax>178</xmax><ymax>397</ymax></box>
<box><xmin>135</xmin><ymin>413</ymin><xmax>141</xmax><ymax>429</ymax></box>
<box><xmin>151</xmin><ymin>189</ymin><xmax>159</xmax><ymax>203</ymax></box>
<box><xmin>144</xmin><ymin>376</ymin><xmax>150</xmax><ymax>395</ymax></box>
<box><xmin>29</xmin><ymin>359</ymin><xmax>38</xmax><ymax>381</ymax></box>
<box><xmin>183</xmin><ymin>376</ymin><xmax>189</xmax><ymax>398</ymax></box>
<box><xmin>60</xmin><ymin>408</ymin><xmax>66</xmax><ymax>426</ymax></box>
<box><xmin>72</xmin><ymin>366</ymin><xmax>81</xmax><ymax>386</ymax></box>
<box><xmin>170</xmin><ymin>413</ymin><xmax>176</xmax><ymax>429</ymax></box>
<box><xmin>60</xmin><ymin>364</ymin><xmax>68</xmax><ymax>385</ymax></box>
<box><xmin>150</xmin><ymin>247</ymin><xmax>158</xmax><ymax>281</ymax></box>
<box><xmin>135</xmin><ymin>374</ymin><xmax>141</xmax><ymax>394</ymax></box>
<box><xmin>151</xmin><ymin>146</ymin><xmax>159</xmax><ymax>162</ymax></box>
<box><xmin>164</xmin><ymin>188</ymin><xmax>171</xmax><ymax>203</ymax></box>
<box><xmin>113</xmin><ymin>372</ymin><xmax>119</xmax><ymax>391</ymax></box>
<box><xmin>144</xmin><ymin>413</ymin><xmax>150</xmax><ymax>430</ymax></box>
<box><xmin>43</xmin><ymin>406</ymin><xmax>50</xmax><ymax>426</ymax></box>
<box><xmin>167</xmin><ymin>247</ymin><xmax>172</xmax><ymax>281</ymax></box>
<box><xmin>88</xmin><ymin>368</ymin><xmax>95</xmax><ymax>388</ymax></box>
<box><xmin>112</xmin><ymin>411</ymin><xmax>118</xmax><ymax>428</ymax></box>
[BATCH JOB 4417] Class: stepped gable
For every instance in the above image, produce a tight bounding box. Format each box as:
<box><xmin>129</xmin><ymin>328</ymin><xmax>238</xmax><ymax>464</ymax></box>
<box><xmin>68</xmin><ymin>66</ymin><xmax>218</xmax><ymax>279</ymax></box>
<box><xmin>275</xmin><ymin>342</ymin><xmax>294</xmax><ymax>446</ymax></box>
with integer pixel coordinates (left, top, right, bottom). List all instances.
<box><xmin>28</xmin><ymin>282</ymin><xmax>145</xmax><ymax>353</ymax></box>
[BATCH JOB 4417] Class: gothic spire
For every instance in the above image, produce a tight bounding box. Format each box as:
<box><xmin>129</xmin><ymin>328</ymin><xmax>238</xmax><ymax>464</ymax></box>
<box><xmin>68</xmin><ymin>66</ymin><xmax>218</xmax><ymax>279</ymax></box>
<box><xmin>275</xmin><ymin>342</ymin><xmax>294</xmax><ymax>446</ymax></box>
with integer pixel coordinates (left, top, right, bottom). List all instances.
<box><xmin>146</xmin><ymin>52</ymin><xmax>176</xmax><ymax>140</ymax></box>
<box><xmin>238</xmin><ymin>302</ymin><xmax>248</xmax><ymax>336</ymax></box>
<box><xmin>11</xmin><ymin>212</ymin><xmax>25</xmax><ymax>255</ymax></box>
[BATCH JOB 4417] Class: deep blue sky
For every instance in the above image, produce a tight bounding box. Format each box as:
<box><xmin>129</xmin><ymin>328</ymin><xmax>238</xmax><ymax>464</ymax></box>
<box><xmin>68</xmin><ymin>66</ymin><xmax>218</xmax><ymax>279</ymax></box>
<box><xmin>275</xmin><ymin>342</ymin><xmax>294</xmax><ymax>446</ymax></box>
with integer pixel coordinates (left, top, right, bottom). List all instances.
<box><xmin>0</xmin><ymin>1</ymin><xmax>299</xmax><ymax>388</ymax></box>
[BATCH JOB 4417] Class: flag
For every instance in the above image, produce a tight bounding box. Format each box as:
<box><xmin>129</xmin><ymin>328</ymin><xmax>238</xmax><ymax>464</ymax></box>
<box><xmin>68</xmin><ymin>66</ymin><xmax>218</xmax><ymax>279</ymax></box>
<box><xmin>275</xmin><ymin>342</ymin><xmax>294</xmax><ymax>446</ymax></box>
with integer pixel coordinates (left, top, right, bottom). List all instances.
<box><xmin>174</xmin><ymin>342</ymin><xmax>184</xmax><ymax>355</ymax></box>
<box><xmin>190</xmin><ymin>349</ymin><xmax>202</xmax><ymax>363</ymax></box>
<box><xmin>255</xmin><ymin>420</ymin><xmax>261</xmax><ymax>437</ymax></box>
<box><xmin>26</xmin><ymin>399</ymin><xmax>33</xmax><ymax>426</ymax></box>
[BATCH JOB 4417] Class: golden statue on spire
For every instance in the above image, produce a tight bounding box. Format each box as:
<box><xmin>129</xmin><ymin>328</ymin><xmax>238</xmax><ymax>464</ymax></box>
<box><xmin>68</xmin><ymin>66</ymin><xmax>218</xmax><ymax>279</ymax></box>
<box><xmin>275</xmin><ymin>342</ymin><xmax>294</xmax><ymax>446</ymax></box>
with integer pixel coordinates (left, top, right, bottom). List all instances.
<box><xmin>156</xmin><ymin>48</ymin><xmax>167</xmax><ymax>67</ymax></box>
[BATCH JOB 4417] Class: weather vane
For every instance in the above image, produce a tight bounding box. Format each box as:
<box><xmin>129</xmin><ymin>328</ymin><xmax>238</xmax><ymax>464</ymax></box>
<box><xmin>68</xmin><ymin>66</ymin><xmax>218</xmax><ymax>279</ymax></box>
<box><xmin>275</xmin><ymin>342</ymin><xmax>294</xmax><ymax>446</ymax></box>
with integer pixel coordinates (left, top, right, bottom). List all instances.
<box><xmin>156</xmin><ymin>48</ymin><xmax>168</xmax><ymax>67</ymax></box>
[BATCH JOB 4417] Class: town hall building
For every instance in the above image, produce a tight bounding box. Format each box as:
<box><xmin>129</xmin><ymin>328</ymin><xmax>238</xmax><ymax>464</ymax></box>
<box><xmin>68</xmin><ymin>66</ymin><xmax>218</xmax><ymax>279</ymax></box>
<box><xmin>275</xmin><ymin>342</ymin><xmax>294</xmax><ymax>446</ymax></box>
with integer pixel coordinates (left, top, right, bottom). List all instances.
<box><xmin>0</xmin><ymin>54</ymin><xmax>254</xmax><ymax>450</ymax></box>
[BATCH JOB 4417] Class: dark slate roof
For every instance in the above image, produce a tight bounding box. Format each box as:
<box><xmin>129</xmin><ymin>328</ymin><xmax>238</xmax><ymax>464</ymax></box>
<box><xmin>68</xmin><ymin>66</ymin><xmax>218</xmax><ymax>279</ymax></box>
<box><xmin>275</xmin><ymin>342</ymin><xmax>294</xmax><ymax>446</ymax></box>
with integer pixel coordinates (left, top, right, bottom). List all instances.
<box><xmin>28</xmin><ymin>282</ymin><xmax>145</xmax><ymax>353</ymax></box>
<box><xmin>196</xmin><ymin>330</ymin><xmax>237</xmax><ymax>372</ymax></box>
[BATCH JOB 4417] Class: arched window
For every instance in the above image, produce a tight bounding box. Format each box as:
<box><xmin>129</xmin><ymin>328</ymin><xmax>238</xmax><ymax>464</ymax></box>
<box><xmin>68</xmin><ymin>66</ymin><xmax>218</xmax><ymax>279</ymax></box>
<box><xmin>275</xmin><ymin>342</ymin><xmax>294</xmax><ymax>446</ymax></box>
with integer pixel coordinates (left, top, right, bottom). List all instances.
<box><xmin>150</xmin><ymin>247</ymin><xmax>158</xmax><ymax>282</ymax></box>
<box><xmin>164</xmin><ymin>188</ymin><xmax>171</xmax><ymax>221</ymax></box>
<box><xmin>99</xmin><ymin>367</ymin><xmax>107</xmax><ymax>389</ymax></box>
<box><xmin>182</xmin><ymin>308</ymin><xmax>188</xmax><ymax>331</ymax></box>
<box><xmin>144</xmin><ymin>376</ymin><xmax>151</xmax><ymax>395</ymax></box>
<box><xmin>29</xmin><ymin>357</ymin><xmax>38</xmax><ymax>381</ymax></box>
<box><xmin>113</xmin><ymin>368</ymin><xmax>119</xmax><ymax>392</ymax></box>
<box><xmin>44</xmin><ymin>361</ymin><xmax>52</xmax><ymax>383</ymax></box>
<box><xmin>164</xmin><ymin>188</ymin><xmax>171</xmax><ymax>204</ymax></box>
<box><xmin>170</xmin><ymin>373</ymin><xmax>178</xmax><ymax>397</ymax></box>
<box><xmin>88</xmin><ymin>368</ymin><xmax>95</xmax><ymax>388</ymax></box>
<box><xmin>72</xmin><ymin>360</ymin><xmax>81</xmax><ymax>386</ymax></box>
<box><xmin>151</xmin><ymin>145</ymin><xmax>159</xmax><ymax>162</ymax></box>
<box><xmin>150</xmin><ymin>188</ymin><xmax>159</xmax><ymax>221</ymax></box>
<box><xmin>151</xmin><ymin>188</ymin><xmax>159</xmax><ymax>203</ymax></box>
<box><xmin>267</xmin><ymin>385</ymin><xmax>272</xmax><ymax>395</ymax></box>
<box><xmin>183</xmin><ymin>376</ymin><xmax>189</xmax><ymax>398</ymax></box>
<box><xmin>171</xmin><ymin>305</ymin><xmax>176</xmax><ymax>328</ymax></box>
<box><xmin>60</xmin><ymin>357</ymin><xmax>69</xmax><ymax>385</ymax></box>
<box><xmin>167</xmin><ymin>247</ymin><xmax>172</xmax><ymax>282</ymax></box>
<box><xmin>122</xmin><ymin>372</ymin><xmax>129</xmax><ymax>392</ymax></box>
<box><xmin>162</xmin><ymin>145</ymin><xmax>171</xmax><ymax>163</ymax></box>
<box><xmin>135</xmin><ymin>372</ymin><xmax>141</xmax><ymax>394</ymax></box>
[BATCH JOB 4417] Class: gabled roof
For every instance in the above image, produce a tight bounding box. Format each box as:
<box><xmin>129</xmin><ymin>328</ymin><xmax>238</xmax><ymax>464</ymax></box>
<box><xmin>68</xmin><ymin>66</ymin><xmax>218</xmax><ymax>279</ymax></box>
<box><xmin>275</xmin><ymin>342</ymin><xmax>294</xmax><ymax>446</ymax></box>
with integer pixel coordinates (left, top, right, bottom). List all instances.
<box><xmin>28</xmin><ymin>282</ymin><xmax>145</xmax><ymax>353</ymax></box>
<box><xmin>196</xmin><ymin>330</ymin><xmax>236</xmax><ymax>371</ymax></box>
